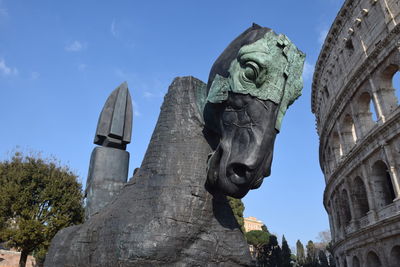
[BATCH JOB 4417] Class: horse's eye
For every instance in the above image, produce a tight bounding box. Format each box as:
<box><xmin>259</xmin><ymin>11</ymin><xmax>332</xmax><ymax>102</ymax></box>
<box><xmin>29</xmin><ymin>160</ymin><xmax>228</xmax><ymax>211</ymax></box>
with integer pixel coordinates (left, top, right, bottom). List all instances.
<box><xmin>243</xmin><ymin>61</ymin><xmax>259</xmax><ymax>81</ymax></box>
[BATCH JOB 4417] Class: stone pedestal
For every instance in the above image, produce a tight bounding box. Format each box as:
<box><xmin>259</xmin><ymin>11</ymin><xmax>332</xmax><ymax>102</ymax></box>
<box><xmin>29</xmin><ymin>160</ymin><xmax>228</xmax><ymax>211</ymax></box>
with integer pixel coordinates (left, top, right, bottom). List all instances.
<box><xmin>85</xmin><ymin>147</ymin><xmax>129</xmax><ymax>219</ymax></box>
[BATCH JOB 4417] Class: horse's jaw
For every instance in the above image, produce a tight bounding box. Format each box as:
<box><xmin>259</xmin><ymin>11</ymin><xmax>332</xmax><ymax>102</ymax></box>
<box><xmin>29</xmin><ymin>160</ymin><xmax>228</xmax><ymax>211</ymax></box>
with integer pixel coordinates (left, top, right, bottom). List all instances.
<box><xmin>205</xmin><ymin>93</ymin><xmax>278</xmax><ymax>198</ymax></box>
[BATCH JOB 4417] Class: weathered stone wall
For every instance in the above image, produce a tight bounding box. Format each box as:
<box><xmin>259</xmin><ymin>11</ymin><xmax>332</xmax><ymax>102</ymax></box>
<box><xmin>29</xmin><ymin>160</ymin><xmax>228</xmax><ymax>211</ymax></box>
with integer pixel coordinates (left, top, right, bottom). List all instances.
<box><xmin>312</xmin><ymin>0</ymin><xmax>400</xmax><ymax>266</ymax></box>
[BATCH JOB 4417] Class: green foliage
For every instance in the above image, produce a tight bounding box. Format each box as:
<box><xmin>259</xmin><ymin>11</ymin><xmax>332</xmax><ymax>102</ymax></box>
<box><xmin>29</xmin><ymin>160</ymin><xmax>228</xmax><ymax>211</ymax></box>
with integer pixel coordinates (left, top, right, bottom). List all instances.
<box><xmin>318</xmin><ymin>250</ymin><xmax>329</xmax><ymax>267</ymax></box>
<box><xmin>281</xmin><ymin>235</ymin><xmax>292</xmax><ymax>267</ymax></box>
<box><xmin>0</xmin><ymin>152</ymin><xmax>84</xmax><ymax>266</ymax></box>
<box><xmin>296</xmin><ymin>239</ymin><xmax>306</xmax><ymax>265</ymax></box>
<box><xmin>303</xmin><ymin>240</ymin><xmax>319</xmax><ymax>267</ymax></box>
<box><xmin>261</xmin><ymin>224</ymin><xmax>268</xmax><ymax>233</ymax></box>
<box><xmin>227</xmin><ymin>196</ymin><xmax>245</xmax><ymax>232</ymax></box>
<box><xmin>259</xmin><ymin>234</ymin><xmax>282</xmax><ymax>267</ymax></box>
<box><xmin>245</xmin><ymin>230</ymin><xmax>270</xmax><ymax>252</ymax></box>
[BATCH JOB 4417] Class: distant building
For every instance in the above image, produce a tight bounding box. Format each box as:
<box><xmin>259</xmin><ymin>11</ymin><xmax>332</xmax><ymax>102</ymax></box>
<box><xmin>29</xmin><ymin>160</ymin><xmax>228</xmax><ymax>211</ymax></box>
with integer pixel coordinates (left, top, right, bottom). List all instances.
<box><xmin>0</xmin><ymin>249</ymin><xmax>36</xmax><ymax>267</ymax></box>
<box><xmin>244</xmin><ymin>216</ymin><xmax>263</xmax><ymax>232</ymax></box>
<box><xmin>312</xmin><ymin>0</ymin><xmax>400</xmax><ymax>266</ymax></box>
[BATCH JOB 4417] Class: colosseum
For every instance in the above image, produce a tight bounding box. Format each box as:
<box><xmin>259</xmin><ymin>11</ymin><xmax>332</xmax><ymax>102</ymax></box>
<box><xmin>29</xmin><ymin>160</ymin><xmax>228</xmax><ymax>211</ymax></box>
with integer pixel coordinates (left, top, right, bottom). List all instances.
<box><xmin>312</xmin><ymin>0</ymin><xmax>400</xmax><ymax>266</ymax></box>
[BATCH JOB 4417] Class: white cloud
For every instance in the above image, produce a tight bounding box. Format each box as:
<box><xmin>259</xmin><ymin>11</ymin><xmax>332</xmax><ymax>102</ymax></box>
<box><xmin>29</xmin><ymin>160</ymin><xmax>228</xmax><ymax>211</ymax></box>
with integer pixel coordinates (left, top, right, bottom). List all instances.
<box><xmin>0</xmin><ymin>59</ymin><xmax>18</xmax><ymax>76</ymax></box>
<box><xmin>114</xmin><ymin>68</ymin><xmax>137</xmax><ymax>81</ymax></box>
<box><xmin>143</xmin><ymin>91</ymin><xmax>163</xmax><ymax>98</ymax></box>
<box><xmin>318</xmin><ymin>29</ymin><xmax>328</xmax><ymax>45</ymax></box>
<box><xmin>0</xmin><ymin>0</ymin><xmax>8</xmax><ymax>19</ymax></box>
<box><xmin>31</xmin><ymin>71</ymin><xmax>40</xmax><ymax>80</ymax></box>
<box><xmin>0</xmin><ymin>8</ymin><xmax>7</xmax><ymax>18</ymax></box>
<box><xmin>111</xmin><ymin>19</ymin><xmax>117</xmax><ymax>37</ymax></box>
<box><xmin>132</xmin><ymin>99</ymin><xmax>141</xmax><ymax>117</ymax></box>
<box><xmin>302</xmin><ymin>61</ymin><xmax>314</xmax><ymax>81</ymax></box>
<box><xmin>65</xmin><ymin>41</ymin><xmax>87</xmax><ymax>52</ymax></box>
<box><xmin>78</xmin><ymin>63</ymin><xmax>87</xmax><ymax>72</ymax></box>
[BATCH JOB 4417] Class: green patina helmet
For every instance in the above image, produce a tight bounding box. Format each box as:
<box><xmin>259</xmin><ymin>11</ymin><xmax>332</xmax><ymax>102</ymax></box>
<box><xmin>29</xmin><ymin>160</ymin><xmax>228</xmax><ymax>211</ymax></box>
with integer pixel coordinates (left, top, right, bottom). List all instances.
<box><xmin>206</xmin><ymin>29</ymin><xmax>305</xmax><ymax>131</ymax></box>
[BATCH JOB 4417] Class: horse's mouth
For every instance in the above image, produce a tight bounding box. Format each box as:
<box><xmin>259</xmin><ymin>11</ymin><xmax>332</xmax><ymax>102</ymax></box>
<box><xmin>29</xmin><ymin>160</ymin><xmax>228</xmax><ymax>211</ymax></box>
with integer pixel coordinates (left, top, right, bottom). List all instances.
<box><xmin>207</xmin><ymin>142</ymin><xmax>256</xmax><ymax>198</ymax></box>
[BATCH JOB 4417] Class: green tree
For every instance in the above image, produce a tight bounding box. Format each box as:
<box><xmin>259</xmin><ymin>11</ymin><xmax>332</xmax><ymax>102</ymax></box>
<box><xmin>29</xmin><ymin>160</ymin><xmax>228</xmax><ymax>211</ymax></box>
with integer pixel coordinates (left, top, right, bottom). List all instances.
<box><xmin>227</xmin><ymin>196</ymin><xmax>245</xmax><ymax>232</ymax></box>
<box><xmin>0</xmin><ymin>152</ymin><xmax>84</xmax><ymax>267</ymax></box>
<box><xmin>318</xmin><ymin>249</ymin><xmax>329</xmax><ymax>267</ymax></box>
<box><xmin>281</xmin><ymin>235</ymin><xmax>292</xmax><ymax>267</ymax></box>
<box><xmin>245</xmin><ymin>230</ymin><xmax>270</xmax><ymax>258</ymax></box>
<box><xmin>296</xmin><ymin>239</ymin><xmax>306</xmax><ymax>266</ymax></box>
<box><xmin>260</xmin><ymin>234</ymin><xmax>281</xmax><ymax>267</ymax></box>
<box><xmin>261</xmin><ymin>224</ymin><xmax>269</xmax><ymax>233</ymax></box>
<box><xmin>305</xmin><ymin>240</ymin><xmax>317</xmax><ymax>267</ymax></box>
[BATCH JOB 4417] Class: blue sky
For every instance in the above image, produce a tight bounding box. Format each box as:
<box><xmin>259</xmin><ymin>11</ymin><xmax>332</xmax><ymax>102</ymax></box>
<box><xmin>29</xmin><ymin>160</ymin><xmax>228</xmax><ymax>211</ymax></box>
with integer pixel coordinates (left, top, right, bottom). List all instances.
<box><xmin>0</xmin><ymin>0</ymin><xmax>344</xmax><ymax>249</ymax></box>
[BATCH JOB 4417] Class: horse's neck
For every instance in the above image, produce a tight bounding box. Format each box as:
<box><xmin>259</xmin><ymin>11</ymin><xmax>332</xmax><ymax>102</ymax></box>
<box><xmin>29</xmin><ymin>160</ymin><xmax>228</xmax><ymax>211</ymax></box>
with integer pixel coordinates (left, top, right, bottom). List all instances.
<box><xmin>134</xmin><ymin>76</ymin><xmax>211</xmax><ymax>192</ymax></box>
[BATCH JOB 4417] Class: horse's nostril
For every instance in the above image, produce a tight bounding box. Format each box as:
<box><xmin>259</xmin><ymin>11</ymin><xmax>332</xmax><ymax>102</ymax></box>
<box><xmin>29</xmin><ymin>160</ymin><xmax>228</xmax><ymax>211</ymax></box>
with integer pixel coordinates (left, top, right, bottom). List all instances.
<box><xmin>231</xmin><ymin>163</ymin><xmax>248</xmax><ymax>178</ymax></box>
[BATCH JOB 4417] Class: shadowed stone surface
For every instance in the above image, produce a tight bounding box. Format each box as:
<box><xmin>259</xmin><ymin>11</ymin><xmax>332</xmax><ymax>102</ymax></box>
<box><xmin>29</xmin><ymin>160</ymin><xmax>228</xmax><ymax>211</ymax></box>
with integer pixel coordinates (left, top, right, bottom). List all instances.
<box><xmin>45</xmin><ymin>77</ymin><xmax>251</xmax><ymax>266</ymax></box>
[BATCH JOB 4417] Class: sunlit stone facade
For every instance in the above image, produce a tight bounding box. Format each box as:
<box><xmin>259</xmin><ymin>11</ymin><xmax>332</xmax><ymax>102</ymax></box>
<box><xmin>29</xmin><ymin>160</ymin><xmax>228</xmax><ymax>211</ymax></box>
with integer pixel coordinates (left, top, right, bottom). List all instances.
<box><xmin>244</xmin><ymin>216</ymin><xmax>264</xmax><ymax>232</ymax></box>
<box><xmin>312</xmin><ymin>0</ymin><xmax>400</xmax><ymax>266</ymax></box>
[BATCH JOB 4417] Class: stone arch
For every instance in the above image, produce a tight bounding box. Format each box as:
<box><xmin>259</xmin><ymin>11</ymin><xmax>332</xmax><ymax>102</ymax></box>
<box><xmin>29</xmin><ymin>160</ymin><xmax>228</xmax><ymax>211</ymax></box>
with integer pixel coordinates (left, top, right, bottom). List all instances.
<box><xmin>340</xmin><ymin>189</ymin><xmax>352</xmax><ymax>225</ymax></box>
<box><xmin>325</xmin><ymin>146</ymin><xmax>335</xmax><ymax>174</ymax></box>
<box><xmin>332</xmin><ymin>131</ymin><xmax>343</xmax><ymax>162</ymax></box>
<box><xmin>390</xmin><ymin>245</ymin><xmax>400</xmax><ymax>267</ymax></box>
<box><xmin>393</xmin><ymin>71</ymin><xmax>400</xmax><ymax>101</ymax></box>
<box><xmin>341</xmin><ymin>114</ymin><xmax>357</xmax><ymax>152</ymax></box>
<box><xmin>334</xmin><ymin>195</ymin><xmax>342</xmax><ymax>237</ymax></box>
<box><xmin>352</xmin><ymin>176</ymin><xmax>369</xmax><ymax>218</ymax></box>
<box><xmin>352</xmin><ymin>255</ymin><xmax>360</xmax><ymax>267</ymax></box>
<box><xmin>366</xmin><ymin>251</ymin><xmax>382</xmax><ymax>267</ymax></box>
<box><xmin>378</xmin><ymin>64</ymin><xmax>399</xmax><ymax>115</ymax></box>
<box><xmin>371</xmin><ymin>160</ymin><xmax>396</xmax><ymax>208</ymax></box>
<box><xmin>357</xmin><ymin>92</ymin><xmax>376</xmax><ymax>133</ymax></box>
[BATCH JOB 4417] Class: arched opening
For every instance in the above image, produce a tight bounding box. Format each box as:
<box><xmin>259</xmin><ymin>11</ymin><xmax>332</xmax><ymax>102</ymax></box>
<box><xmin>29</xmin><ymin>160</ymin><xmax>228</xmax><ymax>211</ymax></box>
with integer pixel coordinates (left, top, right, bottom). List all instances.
<box><xmin>332</xmin><ymin>132</ymin><xmax>343</xmax><ymax>162</ymax></box>
<box><xmin>390</xmin><ymin>246</ymin><xmax>400</xmax><ymax>267</ymax></box>
<box><xmin>327</xmin><ymin>202</ymin><xmax>336</xmax><ymax>238</ymax></box>
<box><xmin>370</xmin><ymin>101</ymin><xmax>378</xmax><ymax>122</ymax></box>
<box><xmin>334</xmin><ymin>196</ymin><xmax>343</xmax><ymax>238</ymax></box>
<box><xmin>325</xmin><ymin>146</ymin><xmax>335</xmax><ymax>174</ymax></box>
<box><xmin>353</xmin><ymin>256</ymin><xmax>361</xmax><ymax>267</ymax></box>
<box><xmin>366</xmin><ymin>251</ymin><xmax>382</xmax><ymax>267</ymax></box>
<box><xmin>340</xmin><ymin>189</ymin><xmax>352</xmax><ymax>226</ymax></box>
<box><xmin>358</xmin><ymin>92</ymin><xmax>376</xmax><ymax>133</ymax></box>
<box><xmin>393</xmin><ymin>71</ymin><xmax>400</xmax><ymax>102</ymax></box>
<box><xmin>371</xmin><ymin>160</ymin><xmax>396</xmax><ymax>208</ymax></box>
<box><xmin>380</xmin><ymin>65</ymin><xmax>399</xmax><ymax>114</ymax></box>
<box><xmin>341</xmin><ymin>114</ymin><xmax>357</xmax><ymax>152</ymax></box>
<box><xmin>352</xmin><ymin>176</ymin><xmax>370</xmax><ymax>219</ymax></box>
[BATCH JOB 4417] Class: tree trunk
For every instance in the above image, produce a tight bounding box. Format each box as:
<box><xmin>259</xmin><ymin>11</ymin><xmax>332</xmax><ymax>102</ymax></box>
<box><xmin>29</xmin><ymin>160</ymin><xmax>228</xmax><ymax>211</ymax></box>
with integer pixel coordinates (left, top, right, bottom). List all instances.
<box><xmin>19</xmin><ymin>250</ymin><xmax>28</xmax><ymax>267</ymax></box>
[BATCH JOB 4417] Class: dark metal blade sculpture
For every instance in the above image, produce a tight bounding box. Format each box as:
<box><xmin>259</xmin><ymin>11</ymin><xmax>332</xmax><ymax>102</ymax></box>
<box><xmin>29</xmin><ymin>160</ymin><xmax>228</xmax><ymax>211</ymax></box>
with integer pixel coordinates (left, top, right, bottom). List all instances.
<box><xmin>85</xmin><ymin>82</ymin><xmax>133</xmax><ymax>219</ymax></box>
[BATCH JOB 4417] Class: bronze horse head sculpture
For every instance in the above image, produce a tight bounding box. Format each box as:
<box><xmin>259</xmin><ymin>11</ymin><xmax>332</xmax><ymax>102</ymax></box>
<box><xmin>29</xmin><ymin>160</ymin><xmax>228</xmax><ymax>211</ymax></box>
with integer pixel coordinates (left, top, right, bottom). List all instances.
<box><xmin>204</xmin><ymin>24</ymin><xmax>304</xmax><ymax>198</ymax></box>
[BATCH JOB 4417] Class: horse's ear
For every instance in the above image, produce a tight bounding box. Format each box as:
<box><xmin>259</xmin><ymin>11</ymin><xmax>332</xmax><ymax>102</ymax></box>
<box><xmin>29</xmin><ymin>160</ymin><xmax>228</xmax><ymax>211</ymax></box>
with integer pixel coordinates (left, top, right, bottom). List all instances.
<box><xmin>275</xmin><ymin>38</ymin><xmax>306</xmax><ymax>131</ymax></box>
